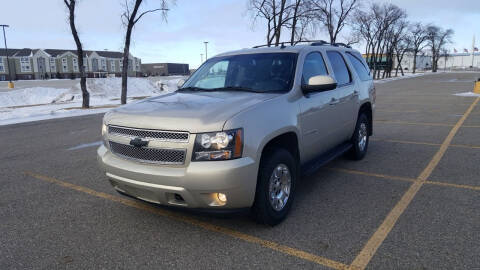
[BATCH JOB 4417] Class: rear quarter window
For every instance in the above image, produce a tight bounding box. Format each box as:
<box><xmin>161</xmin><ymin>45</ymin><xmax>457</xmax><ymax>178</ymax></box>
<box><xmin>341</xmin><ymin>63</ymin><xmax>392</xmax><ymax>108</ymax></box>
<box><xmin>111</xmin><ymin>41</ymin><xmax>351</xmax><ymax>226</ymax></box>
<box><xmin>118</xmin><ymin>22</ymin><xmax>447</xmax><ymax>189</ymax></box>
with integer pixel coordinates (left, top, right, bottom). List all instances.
<box><xmin>346</xmin><ymin>52</ymin><xmax>372</xmax><ymax>81</ymax></box>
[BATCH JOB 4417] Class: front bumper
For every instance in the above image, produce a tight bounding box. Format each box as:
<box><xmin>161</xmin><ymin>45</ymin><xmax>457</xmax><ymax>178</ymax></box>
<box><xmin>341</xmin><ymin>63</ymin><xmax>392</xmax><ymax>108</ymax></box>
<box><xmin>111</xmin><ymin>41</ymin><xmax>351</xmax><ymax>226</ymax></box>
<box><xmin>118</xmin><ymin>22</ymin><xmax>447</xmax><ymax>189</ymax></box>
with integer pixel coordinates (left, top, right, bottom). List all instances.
<box><xmin>97</xmin><ymin>145</ymin><xmax>258</xmax><ymax>209</ymax></box>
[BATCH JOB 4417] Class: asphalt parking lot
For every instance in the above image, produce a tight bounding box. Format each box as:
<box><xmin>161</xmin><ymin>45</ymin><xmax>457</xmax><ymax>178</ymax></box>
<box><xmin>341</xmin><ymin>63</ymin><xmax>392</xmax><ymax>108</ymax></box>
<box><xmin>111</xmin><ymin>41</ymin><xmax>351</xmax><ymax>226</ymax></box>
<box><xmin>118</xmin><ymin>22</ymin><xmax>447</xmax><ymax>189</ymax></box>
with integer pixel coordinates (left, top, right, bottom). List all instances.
<box><xmin>1</xmin><ymin>72</ymin><xmax>479</xmax><ymax>269</ymax></box>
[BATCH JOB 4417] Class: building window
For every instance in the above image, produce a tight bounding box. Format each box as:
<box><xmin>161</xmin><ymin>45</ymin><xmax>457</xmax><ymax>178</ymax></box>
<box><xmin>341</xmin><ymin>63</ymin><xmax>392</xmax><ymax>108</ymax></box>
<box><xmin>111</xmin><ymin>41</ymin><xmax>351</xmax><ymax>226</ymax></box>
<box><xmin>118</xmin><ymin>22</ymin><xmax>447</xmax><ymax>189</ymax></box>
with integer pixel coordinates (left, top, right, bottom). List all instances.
<box><xmin>50</xmin><ymin>58</ymin><xmax>56</xmax><ymax>72</ymax></box>
<box><xmin>20</xmin><ymin>57</ymin><xmax>31</xmax><ymax>72</ymax></box>
<box><xmin>62</xmin><ymin>58</ymin><xmax>68</xmax><ymax>72</ymax></box>
<box><xmin>73</xmin><ymin>58</ymin><xmax>78</xmax><ymax>72</ymax></box>
<box><xmin>83</xmin><ymin>57</ymin><xmax>88</xmax><ymax>71</ymax></box>
<box><xmin>110</xmin><ymin>61</ymin><xmax>115</xmax><ymax>72</ymax></box>
<box><xmin>101</xmin><ymin>59</ymin><xmax>106</xmax><ymax>71</ymax></box>
<box><xmin>0</xmin><ymin>57</ymin><xmax>4</xmax><ymax>72</ymax></box>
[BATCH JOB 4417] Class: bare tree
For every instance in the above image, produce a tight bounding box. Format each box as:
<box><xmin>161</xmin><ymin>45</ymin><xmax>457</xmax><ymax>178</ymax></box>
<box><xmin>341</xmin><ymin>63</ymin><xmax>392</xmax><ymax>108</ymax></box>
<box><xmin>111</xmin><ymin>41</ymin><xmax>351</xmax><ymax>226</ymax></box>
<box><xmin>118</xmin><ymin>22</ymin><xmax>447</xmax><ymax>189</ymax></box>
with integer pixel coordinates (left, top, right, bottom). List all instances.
<box><xmin>394</xmin><ymin>30</ymin><xmax>412</xmax><ymax>76</ymax></box>
<box><xmin>286</xmin><ymin>0</ymin><xmax>314</xmax><ymax>45</ymax></box>
<box><xmin>311</xmin><ymin>0</ymin><xmax>360</xmax><ymax>44</ymax></box>
<box><xmin>426</xmin><ymin>25</ymin><xmax>453</xmax><ymax>72</ymax></box>
<box><xmin>352</xmin><ymin>3</ymin><xmax>405</xmax><ymax>79</ymax></box>
<box><xmin>440</xmin><ymin>48</ymin><xmax>449</xmax><ymax>71</ymax></box>
<box><xmin>64</xmin><ymin>0</ymin><xmax>89</xmax><ymax>108</ymax></box>
<box><xmin>387</xmin><ymin>19</ymin><xmax>408</xmax><ymax>77</ymax></box>
<box><xmin>248</xmin><ymin>0</ymin><xmax>295</xmax><ymax>46</ymax></box>
<box><xmin>120</xmin><ymin>0</ymin><xmax>170</xmax><ymax>104</ymax></box>
<box><xmin>409</xmin><ymin>23</ymin><xmax>428</xmax><ymax>74</ymax></box>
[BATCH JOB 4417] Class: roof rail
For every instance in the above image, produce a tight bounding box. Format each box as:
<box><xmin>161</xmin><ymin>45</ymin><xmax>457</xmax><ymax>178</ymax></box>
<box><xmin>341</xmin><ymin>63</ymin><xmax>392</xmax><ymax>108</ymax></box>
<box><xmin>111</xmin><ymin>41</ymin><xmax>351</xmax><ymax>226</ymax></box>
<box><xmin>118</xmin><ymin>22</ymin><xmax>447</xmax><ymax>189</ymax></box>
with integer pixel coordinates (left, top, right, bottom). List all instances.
<box><xmin>309</xmin><ymin>40</ymin><xmax>329</xmax><ymax>46</ymax></box>
<box><xmin>332</xmin><ymin>42</ymin><xmax>351</xmax><ymax>49</ymax></box>
<box><xmin>252</xmin><ymin>44</ymin><xmax>271</xmax><ymax>48</ymax></box>
<box><xmin>252</xmin><ymin>40</ymin><xmax>351</xmax><ymax>49</ymax></box>
<box><xmin>252</xmin><ymin>42</ymin><xmax>288</xmax><ymax>49</ymax></box>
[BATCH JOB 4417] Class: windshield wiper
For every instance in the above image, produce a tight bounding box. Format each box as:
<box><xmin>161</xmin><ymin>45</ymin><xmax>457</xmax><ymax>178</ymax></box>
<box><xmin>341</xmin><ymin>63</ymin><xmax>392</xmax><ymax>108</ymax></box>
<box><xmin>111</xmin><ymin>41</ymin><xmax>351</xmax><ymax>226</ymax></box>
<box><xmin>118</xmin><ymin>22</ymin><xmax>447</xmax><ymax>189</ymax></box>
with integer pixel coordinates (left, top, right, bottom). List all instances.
<box><xmin>177</xmin><ymin>86</ymin><xmax>209</xmax><ymax>92</ymax></box>
<box><xmin>210</xmin><ymin>86</ymin><xmax>265</xmax><ymax>93</ymax></box>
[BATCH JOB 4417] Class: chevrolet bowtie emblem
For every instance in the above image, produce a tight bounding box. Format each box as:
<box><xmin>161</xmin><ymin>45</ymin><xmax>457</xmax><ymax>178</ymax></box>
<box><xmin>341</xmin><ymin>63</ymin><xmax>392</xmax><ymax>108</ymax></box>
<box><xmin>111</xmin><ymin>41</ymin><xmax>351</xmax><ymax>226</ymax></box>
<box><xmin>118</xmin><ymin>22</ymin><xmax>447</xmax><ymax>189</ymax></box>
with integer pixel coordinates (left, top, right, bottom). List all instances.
<box><xmin>129</xmin><ymin>137</ymin><xmax>149</xmax><ymax>148</ymax></box>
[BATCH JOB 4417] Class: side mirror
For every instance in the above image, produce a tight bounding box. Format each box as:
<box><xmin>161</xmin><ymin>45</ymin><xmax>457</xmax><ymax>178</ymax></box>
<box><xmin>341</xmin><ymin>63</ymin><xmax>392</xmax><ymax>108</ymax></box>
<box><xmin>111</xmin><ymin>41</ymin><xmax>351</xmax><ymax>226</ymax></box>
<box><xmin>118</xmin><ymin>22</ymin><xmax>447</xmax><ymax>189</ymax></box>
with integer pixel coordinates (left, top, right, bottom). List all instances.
<box><xmin>302</xmin><ymin>75</ymin><xmax>337</xmax><ymax>94</ymax></box>
<box><xmin>177</xmin><ymin>79</ymin><xmax>186</xmax><ymax>89</ymax></box>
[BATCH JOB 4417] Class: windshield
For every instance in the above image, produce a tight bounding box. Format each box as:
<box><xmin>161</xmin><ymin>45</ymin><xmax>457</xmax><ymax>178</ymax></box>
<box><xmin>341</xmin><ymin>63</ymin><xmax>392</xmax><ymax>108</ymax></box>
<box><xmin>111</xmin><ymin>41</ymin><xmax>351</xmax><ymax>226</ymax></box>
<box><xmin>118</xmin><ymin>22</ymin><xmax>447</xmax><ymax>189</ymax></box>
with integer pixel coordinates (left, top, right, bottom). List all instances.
<box><xmin>182</xmin><ymin>53</ymin><xmax>298</xmax><ymax>93</ymax></box>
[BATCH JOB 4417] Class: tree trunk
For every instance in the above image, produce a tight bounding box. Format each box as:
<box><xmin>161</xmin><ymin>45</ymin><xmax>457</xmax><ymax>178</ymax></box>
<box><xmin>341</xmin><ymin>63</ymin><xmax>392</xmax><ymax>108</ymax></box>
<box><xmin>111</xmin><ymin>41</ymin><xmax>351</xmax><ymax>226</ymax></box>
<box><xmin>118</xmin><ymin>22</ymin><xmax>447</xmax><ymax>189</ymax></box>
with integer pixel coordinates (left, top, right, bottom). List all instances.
<box><xmin>274</xmin><ymin>0</ymin><xmax>286</xmax><ymax>46</ymax></box>
<box><xmin>412</xmin><ymin>50</ymin><xmax>417</xmax><ymax>74</ymax></box>
<box><xmin>121</xmin><ymin>0</ymin><xmax>142</xmax><ymax>105</ymax></box>
<box><xmin>290</xmin><ymin>1</ymin><xmax>299</xmax><ymax>45</ymax></box>
<box><xmin>66</xmin><ymin>0</ymin><xmax>89</xmax><ymax>108</ymax></box>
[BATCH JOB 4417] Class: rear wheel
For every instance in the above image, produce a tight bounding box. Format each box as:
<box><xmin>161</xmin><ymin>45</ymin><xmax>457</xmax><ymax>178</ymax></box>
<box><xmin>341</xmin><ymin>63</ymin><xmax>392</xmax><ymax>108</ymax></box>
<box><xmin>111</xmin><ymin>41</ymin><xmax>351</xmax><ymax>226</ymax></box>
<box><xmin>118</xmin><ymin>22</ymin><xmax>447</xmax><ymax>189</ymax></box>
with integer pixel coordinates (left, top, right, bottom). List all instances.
<box><xmin>252</xmin><ymin>148</ymin><xmax>297</xmax><ymax>226</ymax></box>
<box><xmin>349</xmin><ymin>113</ymin><xmax>370</xmax><ymax>160</ymax></box>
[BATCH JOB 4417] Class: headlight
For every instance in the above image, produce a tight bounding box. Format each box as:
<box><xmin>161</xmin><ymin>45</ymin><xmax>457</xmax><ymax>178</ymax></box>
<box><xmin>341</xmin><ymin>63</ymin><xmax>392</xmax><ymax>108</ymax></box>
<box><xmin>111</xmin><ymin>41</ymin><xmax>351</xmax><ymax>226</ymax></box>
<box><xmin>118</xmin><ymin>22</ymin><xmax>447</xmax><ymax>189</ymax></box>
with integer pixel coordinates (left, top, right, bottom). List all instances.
<box><xmin>101</xmin><ymin>123</ymin><xmax>107</xmax><ymax>136</ymax></box>
<box><xmin>192</xmin><ymin>129</ymin><xmax>243</xmax><ymax>161</ymax></box>
<box><xmin>101</xmin><ymin>123</ymin><xmax>108</xmax><ymax>147</ymax></box>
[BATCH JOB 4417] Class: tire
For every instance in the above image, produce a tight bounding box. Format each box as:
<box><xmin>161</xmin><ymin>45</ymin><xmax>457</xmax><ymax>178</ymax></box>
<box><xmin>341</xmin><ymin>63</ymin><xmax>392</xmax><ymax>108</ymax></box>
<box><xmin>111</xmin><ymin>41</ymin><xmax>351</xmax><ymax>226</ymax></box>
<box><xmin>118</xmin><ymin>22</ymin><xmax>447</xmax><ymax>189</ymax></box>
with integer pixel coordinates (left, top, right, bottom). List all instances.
<box><xmin>251</xmin><ymin>148</ymin><xmax>297</xmax><ymax>226</ymax></box>
<box><xmin>348</xmin><ymin>113</ymin><xmax>370</xmax><ymax>160</ymax></box>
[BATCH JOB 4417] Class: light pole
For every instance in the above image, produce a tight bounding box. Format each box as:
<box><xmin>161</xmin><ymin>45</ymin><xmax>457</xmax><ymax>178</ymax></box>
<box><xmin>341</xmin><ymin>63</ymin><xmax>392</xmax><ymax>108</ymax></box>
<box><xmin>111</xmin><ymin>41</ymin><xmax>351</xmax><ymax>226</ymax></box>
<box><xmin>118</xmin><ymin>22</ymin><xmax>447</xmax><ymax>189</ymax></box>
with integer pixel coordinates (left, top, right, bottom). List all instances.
<box><xmin>200</xmin><ymin>53</ymin><xmax>203</xmax><ymax>64</ymax></box>
<box><xmin>204</xmin><ymin>41</ymin><xmax>208</xmax><ymax>61</ymax></box>
<box><xmin>1</xmin><ymin>24</ymin><xmax>13</xmax><ymax>88</ymax></box>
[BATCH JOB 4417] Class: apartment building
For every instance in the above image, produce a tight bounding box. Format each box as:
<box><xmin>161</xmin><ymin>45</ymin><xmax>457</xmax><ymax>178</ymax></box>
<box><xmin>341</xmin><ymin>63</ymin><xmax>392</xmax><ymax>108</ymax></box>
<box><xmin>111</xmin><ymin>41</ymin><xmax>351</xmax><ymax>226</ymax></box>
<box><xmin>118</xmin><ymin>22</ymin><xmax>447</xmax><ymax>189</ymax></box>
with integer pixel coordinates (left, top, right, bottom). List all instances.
<box><xmin>0</xmin><ymin>48</ymin><xmax>141</xmax><ymax>81</ymax></box>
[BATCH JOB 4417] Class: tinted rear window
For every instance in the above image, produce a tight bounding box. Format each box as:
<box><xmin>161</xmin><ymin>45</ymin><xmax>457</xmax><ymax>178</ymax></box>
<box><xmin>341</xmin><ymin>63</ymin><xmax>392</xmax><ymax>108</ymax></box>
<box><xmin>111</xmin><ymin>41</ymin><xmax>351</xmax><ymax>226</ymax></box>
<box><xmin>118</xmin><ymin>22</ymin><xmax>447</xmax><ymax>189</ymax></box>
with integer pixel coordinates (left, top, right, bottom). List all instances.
<box><xmin>346</xmin><ymin>52</ymin><xmax>371</xmax><ymax>81</ymax></box>
<box><xmin>326</xmin><ymin>51</ymin><xmax>352</xmax><ymax>86</ymax></box>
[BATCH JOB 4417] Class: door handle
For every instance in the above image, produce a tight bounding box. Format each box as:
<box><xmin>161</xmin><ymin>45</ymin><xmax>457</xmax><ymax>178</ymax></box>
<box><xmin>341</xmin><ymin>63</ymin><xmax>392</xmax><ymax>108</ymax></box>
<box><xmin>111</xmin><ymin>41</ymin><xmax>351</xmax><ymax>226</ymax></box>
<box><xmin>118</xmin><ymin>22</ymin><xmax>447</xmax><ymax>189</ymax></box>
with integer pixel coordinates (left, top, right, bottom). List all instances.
<box><xmin>329</xmin><ymin>97</ymin><xmax>340</xmax><ymax>105</ymax></box>
<box><xmin>353</xmin><ymin>90</ymin><xmax>359</xmax><ymax>96</ymax></box>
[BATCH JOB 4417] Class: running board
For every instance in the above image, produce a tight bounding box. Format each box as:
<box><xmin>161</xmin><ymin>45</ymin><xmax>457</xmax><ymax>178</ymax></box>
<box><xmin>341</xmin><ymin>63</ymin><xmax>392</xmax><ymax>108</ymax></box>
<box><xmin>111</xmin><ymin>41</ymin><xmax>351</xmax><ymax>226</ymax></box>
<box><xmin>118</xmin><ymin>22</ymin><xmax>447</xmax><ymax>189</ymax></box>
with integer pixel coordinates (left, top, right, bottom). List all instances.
<box><xmin>301</xmin><ymin>142</ymin><xmax>352</xmax><ymax>177</ymax></box>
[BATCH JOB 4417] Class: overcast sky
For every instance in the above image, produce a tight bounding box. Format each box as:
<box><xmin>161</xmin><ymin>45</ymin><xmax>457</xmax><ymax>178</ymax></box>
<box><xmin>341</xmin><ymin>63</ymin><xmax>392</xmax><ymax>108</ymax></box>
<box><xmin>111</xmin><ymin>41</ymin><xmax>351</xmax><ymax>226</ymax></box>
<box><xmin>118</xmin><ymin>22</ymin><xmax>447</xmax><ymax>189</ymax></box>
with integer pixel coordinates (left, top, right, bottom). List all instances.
<box><xmin>1</xmin><ymin>0</ymin><xmax>479</xmax><ymax>68</ymax></box>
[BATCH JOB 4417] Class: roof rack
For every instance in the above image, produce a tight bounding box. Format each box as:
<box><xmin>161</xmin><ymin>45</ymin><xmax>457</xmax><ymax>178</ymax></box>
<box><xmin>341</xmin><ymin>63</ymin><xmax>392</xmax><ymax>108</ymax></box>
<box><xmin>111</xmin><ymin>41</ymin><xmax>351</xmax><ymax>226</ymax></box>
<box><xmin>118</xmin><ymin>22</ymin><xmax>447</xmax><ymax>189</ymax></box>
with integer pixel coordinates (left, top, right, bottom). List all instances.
<box><xmin>253</xmin><ymin>42</ymin><xmax>287</xmax><ymax>49</ymax></box>
<box><xmin>252</xmin><ymin>40</ymin><xmax>351</xmax><ymax>49</ymax></box>
<box><xmin>332</xmin><ymin>42</ymin><xmax>352</xmax><ymax>49</ymax></box>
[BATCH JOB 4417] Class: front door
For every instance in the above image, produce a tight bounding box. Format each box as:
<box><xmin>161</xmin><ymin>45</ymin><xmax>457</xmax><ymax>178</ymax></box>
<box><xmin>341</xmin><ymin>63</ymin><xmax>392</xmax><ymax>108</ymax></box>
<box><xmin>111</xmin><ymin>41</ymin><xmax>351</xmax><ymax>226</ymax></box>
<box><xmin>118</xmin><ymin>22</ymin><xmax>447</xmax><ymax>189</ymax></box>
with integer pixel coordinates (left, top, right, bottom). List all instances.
<box><xmin>298</xmin><ymin>51</ymin><xmax>343</xmax><ymax>162</ymax></box>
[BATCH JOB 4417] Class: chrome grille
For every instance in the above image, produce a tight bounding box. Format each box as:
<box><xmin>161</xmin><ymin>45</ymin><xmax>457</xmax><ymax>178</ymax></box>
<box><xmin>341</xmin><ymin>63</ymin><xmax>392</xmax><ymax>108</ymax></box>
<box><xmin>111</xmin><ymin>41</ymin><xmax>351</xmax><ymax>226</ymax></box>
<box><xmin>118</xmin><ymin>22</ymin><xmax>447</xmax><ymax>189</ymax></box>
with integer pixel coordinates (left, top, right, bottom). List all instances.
<box><xmin>109</xmin><ymin>141</ymin><xmax>186</xmax><ymax>164</ymax></box>
<box><xmin>108</xmin><ymin>125</ymin><xmax>189</xmax><ymax>142</ymax></box>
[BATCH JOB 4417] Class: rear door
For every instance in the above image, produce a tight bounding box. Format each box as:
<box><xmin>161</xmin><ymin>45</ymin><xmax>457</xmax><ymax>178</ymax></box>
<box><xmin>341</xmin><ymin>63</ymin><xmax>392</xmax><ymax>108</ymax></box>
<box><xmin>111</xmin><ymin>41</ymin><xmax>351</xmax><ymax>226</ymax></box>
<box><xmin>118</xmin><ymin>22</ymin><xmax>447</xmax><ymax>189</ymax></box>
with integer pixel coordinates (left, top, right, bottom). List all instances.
<box><xmin>298</xmin><ymin>51</ymin><xmax>342</xmax><ymax>161</ymax></box>
<box><xmin>325</xmin><ymin>51</ymin><xmax>357</xmax><ymax>141</ymax></box>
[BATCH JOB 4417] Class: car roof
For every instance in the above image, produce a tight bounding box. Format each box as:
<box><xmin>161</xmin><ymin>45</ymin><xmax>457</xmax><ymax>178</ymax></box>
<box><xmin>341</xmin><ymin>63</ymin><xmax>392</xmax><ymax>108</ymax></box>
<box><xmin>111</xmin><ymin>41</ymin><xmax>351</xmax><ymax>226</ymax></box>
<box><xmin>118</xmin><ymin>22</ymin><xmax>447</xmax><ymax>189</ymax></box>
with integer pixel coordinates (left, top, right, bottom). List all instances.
<box><xmin>215</xmin><ymin>44</ymin><xmax>359</xmax><ymax>58</ymax></box>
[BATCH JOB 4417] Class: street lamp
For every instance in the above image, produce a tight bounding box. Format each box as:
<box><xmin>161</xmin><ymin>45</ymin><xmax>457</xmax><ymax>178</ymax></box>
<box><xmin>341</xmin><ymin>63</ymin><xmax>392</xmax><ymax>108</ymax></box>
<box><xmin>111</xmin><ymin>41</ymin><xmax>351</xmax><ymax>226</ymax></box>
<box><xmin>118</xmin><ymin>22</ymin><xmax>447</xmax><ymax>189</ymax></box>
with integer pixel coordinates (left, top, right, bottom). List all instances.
<box><xmin>200</xmin><ymin>53</ymin><xmax>203</xmax><ymax>63</ymax></box>
<box><xmin>204</xmin><ymin>41</ymin><xmax>209</xmax><ymax>60</ymax></box>
<box><xmin>0</xmin><ymin>24</ymin><xmax>13</xmax><ymax>88</ymax></box>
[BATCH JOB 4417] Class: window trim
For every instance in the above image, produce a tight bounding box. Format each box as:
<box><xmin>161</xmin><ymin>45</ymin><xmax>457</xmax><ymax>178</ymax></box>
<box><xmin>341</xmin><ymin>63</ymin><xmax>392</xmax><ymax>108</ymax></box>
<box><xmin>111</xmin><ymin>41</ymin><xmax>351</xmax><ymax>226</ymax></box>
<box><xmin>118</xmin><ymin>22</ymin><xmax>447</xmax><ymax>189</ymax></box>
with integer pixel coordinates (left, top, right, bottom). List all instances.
<box><xmin>326</xmin><ymin>50</ymin><xmax>354</xmax><ymax>88</ymax></box>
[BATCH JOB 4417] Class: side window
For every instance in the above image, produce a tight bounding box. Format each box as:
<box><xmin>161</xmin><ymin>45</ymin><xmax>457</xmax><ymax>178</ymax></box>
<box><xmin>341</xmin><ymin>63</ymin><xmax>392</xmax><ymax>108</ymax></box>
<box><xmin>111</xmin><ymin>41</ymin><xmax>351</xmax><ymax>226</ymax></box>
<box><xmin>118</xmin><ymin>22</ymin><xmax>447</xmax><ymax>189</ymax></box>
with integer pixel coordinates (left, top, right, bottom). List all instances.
<box><xmin>302</xmin><ymin>52</ymin><xmax>328</xmax><ymax>84</ymax></box>
<box><xmin>346</xmin><ymin>52</ymin><xmax>371</xmax><ymax>81</ymax></box>
<box><xmin>326</xmin><ymin>51</ymin><xmax>352</xmax><ymax>86</ymax></box>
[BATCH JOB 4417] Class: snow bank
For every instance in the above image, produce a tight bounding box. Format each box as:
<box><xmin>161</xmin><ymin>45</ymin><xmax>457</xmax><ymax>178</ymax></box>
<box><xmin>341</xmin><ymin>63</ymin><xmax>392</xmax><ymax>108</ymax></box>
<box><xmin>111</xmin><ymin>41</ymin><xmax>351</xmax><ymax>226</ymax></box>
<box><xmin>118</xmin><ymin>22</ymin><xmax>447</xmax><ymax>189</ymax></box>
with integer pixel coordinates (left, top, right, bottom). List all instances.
<box><xmin>54</xmin><ymin>77</ymin><xmax>161</xmax><ymax>103</ymax></box>
<box><xmin>154</xmin><ymin>76</ymin><xmax>185</xmax><ymax>92</ymax></box>
<box><xmin>374</xmin><ymin>73</ymin><xmax>425</xmax><ymax>84</ymax></box>
<box><xmin>453</xmin><ymin>92</ymin><xmax>480</xmax><ymax>97</ymax></box>
<box><xmin>0</xmin><ymin>76</ymin><xmax>188</xmax><ymax>125</ymax></box>
<box><xmin>0</xmin><ymin>87</ymin><xmax>70</xmax><ymax>107</ymax></box>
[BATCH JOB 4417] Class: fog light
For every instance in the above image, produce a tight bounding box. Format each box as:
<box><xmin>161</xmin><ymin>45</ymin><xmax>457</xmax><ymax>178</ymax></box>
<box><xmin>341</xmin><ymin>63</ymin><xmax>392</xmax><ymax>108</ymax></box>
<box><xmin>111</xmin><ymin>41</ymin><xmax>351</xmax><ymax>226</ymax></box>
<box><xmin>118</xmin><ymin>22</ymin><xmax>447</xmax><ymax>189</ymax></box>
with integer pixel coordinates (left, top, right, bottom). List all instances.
<box><xmin>217</xmin><ymin>193</ymin><xmax>227</xmax><ymax>203</ymax></box>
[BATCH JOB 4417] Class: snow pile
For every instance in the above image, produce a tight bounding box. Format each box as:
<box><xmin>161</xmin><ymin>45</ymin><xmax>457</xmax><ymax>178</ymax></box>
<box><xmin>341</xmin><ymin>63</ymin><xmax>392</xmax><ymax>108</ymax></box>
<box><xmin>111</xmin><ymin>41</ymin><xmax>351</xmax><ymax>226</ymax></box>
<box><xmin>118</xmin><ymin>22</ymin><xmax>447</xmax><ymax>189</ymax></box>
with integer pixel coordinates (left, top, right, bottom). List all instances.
<box><xmin>154</xmin><ymin>76</ymin><xmax>185</xmax><ymax>92</ymax></box>
<box><xmin>0</xmin><ymin>87</ymin><xmax>70</xmax><ymax>107</ymax></box>
<box><xmin>0</xmin><ymin>76</ymin><xmax>188</xmax><ymax>125</ymax></box>
<box><xmin>54</xmin><ymin>77</ymin><xmax>161</xmax><ymax>103</ymax></box>
<box><xmin>374</xmin><ymin>73</ymin><xmax>425</xmax><ymax>84</ymax></box>
<box><xmin>453</xmin><ymin>92</ymin><xmax>480</xmax><ymax>97</ymax></box>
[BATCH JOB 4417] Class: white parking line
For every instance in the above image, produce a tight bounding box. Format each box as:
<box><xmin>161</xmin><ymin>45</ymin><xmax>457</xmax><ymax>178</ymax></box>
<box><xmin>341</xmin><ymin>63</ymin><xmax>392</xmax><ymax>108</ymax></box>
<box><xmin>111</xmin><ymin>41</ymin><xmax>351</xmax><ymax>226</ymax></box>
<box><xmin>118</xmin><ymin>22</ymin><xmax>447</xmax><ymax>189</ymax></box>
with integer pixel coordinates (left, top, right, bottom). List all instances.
<box><xmin>67</xmin><ymin>141</ymin><xmax>102</xmax><ymax>151</ymax></box>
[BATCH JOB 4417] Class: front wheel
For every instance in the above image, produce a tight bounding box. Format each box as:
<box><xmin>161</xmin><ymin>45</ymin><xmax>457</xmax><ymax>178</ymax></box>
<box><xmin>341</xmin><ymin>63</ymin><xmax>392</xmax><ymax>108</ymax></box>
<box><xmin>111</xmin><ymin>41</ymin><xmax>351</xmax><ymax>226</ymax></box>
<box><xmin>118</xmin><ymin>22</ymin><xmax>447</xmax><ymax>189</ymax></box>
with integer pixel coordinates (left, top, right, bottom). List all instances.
<box><xmin>252</xmin><ymin>148</ymin><xmax>297</xmax><ymax>226</ymax></box>
<box><xmin>348</xmin><ymin>113</ymin><xmax>370</xmax><ymax>160</ymax></box>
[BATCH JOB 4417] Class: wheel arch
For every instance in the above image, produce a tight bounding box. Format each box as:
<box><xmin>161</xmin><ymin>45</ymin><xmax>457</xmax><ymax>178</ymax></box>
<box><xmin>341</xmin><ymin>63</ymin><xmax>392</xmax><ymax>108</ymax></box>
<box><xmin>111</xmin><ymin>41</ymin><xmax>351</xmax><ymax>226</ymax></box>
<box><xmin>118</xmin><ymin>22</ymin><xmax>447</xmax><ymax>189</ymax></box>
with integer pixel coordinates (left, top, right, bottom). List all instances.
<box><xmin>358</xmin><ymin>102</ymin><xmax>373</xmax><ymax>136</ymax></box>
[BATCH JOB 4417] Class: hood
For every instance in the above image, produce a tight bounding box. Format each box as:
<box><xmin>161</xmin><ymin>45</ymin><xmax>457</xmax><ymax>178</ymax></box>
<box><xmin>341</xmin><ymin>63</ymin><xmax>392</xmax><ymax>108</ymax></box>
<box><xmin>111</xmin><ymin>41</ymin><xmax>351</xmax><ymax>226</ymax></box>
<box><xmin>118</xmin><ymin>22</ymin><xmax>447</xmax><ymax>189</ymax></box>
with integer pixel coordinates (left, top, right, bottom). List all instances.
<box><xmin>105</xmin><ymin>91</ymin><xmax>280</xmax><ymax>133</ymax></box>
